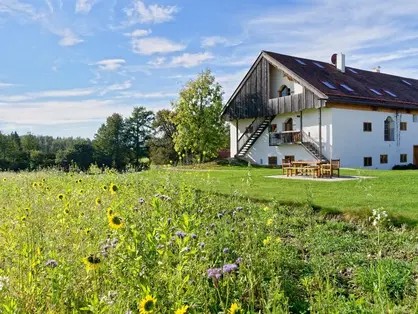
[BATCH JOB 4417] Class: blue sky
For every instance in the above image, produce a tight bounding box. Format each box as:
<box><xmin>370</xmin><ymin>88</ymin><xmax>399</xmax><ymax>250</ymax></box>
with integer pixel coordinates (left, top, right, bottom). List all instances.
<box><xmin>1</xmin><ymin>0</ymin><xmax>418</xmax><ymax>138</ymax></box>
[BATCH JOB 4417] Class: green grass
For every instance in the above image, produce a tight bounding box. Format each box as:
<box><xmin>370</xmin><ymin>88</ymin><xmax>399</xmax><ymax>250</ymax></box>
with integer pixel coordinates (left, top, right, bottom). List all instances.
<box><xmin>147</xmin><ymin>166</ymin><xmax>418</xmax><ymax>225</ymax></box>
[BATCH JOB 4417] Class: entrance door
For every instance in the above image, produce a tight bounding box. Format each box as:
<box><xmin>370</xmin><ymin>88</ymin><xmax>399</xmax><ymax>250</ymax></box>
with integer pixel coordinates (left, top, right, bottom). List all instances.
<box><xmin>414</xmin><ymin>146</ymin><xmax>418</xmax><ymax>166</ymax></box>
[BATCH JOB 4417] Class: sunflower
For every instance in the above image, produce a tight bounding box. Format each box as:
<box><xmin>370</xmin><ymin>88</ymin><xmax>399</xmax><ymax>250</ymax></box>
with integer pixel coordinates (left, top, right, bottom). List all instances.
<box><xmin>32</xmin><ymin>182</ymin><xmax>38</xmax><ymax>188</ymax></box>
<box><xmin>228</xmin><ymin>303</ymin><xmax>242</xmax><ymax>314</ymax></box>
<box><xmin>57</xmin><ymin>194</ymin><xmax>65</xmax><ymax>201</ymax></box>
<box><xmin>63</xmin><ymin>208</ymin><xmax>70</xmax><ymax>215</ymax></box>
<box><xmin>102</xmin><ymin>185</ymin><xmax>108</xmax><ymax>191</ymax></box>
<box><xmin>175</xmin><ymin>305</ymin><xmax>189</xmax><ymax>314</ymax></box>
<box><xmin>139</xmin><ymin>295</ymin><xmax>156</xmax><ymax>314</ymax></box>
<box><xmin>107</xmin><ymin>207</ymin><xmax>113</xmax><ymax>217</ymax></box>
<box><xmin>79</xmin><ymin>189</ymin><xmax>84</xmax><ymax>194</ymax></box>
<box><xmin>2</xmin><ymin>178</ymin><xmax>6</xmax><ymax>182</ymax></box>
<box><xmin>95</xmin><ymin>198</ymin><xmax>102</xmax><ymax>206</ymax></box>
<box><xmin>109</xmin><ymin>183</ymin><xmax>118</xmax><ymax>195</ymax></box>
<box><xmin>108</xmin><ymin>214</ymin><xmax>124</xmax><ymax>230</ymax></box>
<box><xmin>83</xmin><ymin>254</ymin><xmax>101</xmax><ymax>271</ymax></box>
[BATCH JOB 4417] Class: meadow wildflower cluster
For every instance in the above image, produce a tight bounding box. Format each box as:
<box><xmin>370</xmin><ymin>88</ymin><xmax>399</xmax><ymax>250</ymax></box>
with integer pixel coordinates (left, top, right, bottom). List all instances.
<box><xmin>0</xmin><ymin>170</ymin><xmax>418</xmax><ymax>313</ymax></box>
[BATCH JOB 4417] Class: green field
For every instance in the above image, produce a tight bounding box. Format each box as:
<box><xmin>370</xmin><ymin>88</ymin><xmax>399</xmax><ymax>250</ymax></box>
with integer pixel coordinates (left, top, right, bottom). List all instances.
<box><xmin>1</xmin><ymin>169</ymin><xmax>418</xmax><ymax>313</ymax></box>
<box><xmin>148</xmin><ymin>166</ymin><xmax>418</xmax><ymax>225</ymax></box>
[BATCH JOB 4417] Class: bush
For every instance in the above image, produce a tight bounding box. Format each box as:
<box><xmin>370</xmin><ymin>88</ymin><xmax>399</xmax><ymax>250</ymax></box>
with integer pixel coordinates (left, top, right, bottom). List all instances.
<box><xmin>392</xmin><ymin>163</ymin><xmax>418</xmax><ymax>170</ymax></box>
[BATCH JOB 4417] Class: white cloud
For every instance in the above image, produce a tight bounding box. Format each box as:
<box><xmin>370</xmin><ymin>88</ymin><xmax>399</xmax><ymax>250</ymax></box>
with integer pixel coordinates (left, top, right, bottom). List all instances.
<box><xmin>58</xmin><ymin>28</ymin><xmax>84</xmax><ymax>46</ymax></box>
<box><xmin>124</xmin><ymin>28</ymin><xmax>152</xmax><ymax>37</ymax></box>
<box><xmin>170</xmin><ymin>52</ymin><xmax>214</xmax><ymax>68</ymax></box>
<box><xmin>0</xmin><ymin>0</ymin><xmax>37</xmax><ymax>17</ymax></box>
<box><xmin>0</xmin><ymin>95</ymin><xmax>33</xmax><ymax>102</ymax></box>
<box><xmin>0</xmin><ymin>87</ymin><xmax>97</xmax><ymax>102</ymax></box>
<box><xmin>75</xmin><ymin>0</ymin><xmax>95</xmax><ymax>14</ymax></box>
<box><xmin>0</xmin><ymin>82</ymin><xmax>17</xmax><ymax>88</ymax></box>
<box><xmin>201</xmin><ymin>36</ymin><xmax>228</xmax><ymax>48</ymax></box>
<box><xmin>131</xmin><ymin>37</ymin><xmax>186</xmax><ymax>55</ymax></box>
<box><xmin>216</xmin><ymin>69</ymin><xmax>248</xmax><ymax>100</ymax></box>
<box><xmin>117</xmin><ymin>91</ymin><xmax>177</xmax><ymax>99</ymax></box>
<box><xmin>96</xmin><ymin>59</ymin><xmax>126</xmax><ymax>71</ymax></box>
<box><xmin>148</xmin><ymin>57</ymin><xmax>166</xmax><ymax>66</ymax></box>
<box><xmin>100</xmin><ymin>80</ymin><xmax>132</xmax><ymax>95</ymax></box>
<box><xmin>45</xmin><ymin>0</ymin><xmax>54</xmax><ymax>13</ymax></box>
<box><xmin>124</xmin><ymin>0</ymin><xmax>179</xmax><ymax>25</ymax></box>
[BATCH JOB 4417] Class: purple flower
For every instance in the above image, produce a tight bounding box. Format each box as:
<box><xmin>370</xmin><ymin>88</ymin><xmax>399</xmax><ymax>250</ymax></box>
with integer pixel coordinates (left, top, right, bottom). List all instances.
<box><xmin>199</xmin><ymin>242</ymin><xmax>205</xmax><ymax>248</ymax></box>
<box><xmin>236</xmin><ymin>207</ymin><xmax>243</xmax><ymax>211</ymax></box>
<box><xmin>207</xmin><ymin>268</ymin><xmax>222</xmax><ymax>279</ymax></box>
<box><xmin>167</xmin><ymin>218</ymin><xmax>172</xmax><ymax>225</ymax></box>
<box><xmin>45</xmin><ymin>259</ymin><xmax>58</xmax><ymax>268</ymax></box>
<box><xmin>205</xmin><ymin>231</ymin><xmax>210</xmax><ymax>236</ymax></box>
<box><xmin>139</xmin><ymin>198</ymin><xmax>145</xmax><ymax>204</ymax></box>
<box><xmin>222</xmin><ymin>263</ymin><xmax>238</xmax><ymax>274</ymax></box>
<box><xmin>232</xmin><ymin>211</ymin><xmax>237</xmax><ymax>216</ymax></box>
<box><xmin>182</xmin><ymin>246</ymin><xmax>191</xmax><ymax>253</ymax></box>
<box><xmin>156</xmin><ymin>244</ymin><xmax>164</xmax><ymax>250</ymax></box>
<box><xmin>191</xmin><ymin>233</ymin><xmax>197</xmax><ymax>239</ymax></box>
<box><xmin>236</xmin><ymin>257</ymin><xmax>243</xmax><ymax>264</ymax></box>
<box><xmin>210</xmin><ymin>223</ymin><xmax>215</xmax><ymax>229</ymax></box>
<box><xmin>217</xmin><ymin>213</ymin><xmax>223</xmax><ymax>219</ymax></box>
<box><xmin>175</xmin><ymin>231</ymin><xmax>187</xmax><ymax>239</ymax></box>
<box><xmin>223</xmin><ymin>248</ymin><xmax>230</xmax><ymax>254</ymax></box>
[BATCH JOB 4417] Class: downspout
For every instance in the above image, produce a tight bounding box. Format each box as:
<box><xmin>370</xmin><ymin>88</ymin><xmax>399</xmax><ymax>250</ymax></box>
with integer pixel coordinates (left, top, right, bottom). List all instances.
<box><xmin>300</xmin><ymin>110</ymin><xmax>303</xmax><ymax>141</ymax></box>
<box><xmin>236</xmin><ymin>119</ymin><xmax>239</xmax><ymax>155</ymax></box>
<box><xmin>319</xmin><ymin>107</ymin><xmax>322</xmax><ymax>160</ymax></box>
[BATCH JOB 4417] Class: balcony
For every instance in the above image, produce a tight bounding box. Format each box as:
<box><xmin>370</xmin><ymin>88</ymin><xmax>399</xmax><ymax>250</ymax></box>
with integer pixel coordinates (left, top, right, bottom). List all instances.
<box><xmin>269</xmin><ymin>131</ymin><xmax>302</xmax><ymax>146</ymax></box>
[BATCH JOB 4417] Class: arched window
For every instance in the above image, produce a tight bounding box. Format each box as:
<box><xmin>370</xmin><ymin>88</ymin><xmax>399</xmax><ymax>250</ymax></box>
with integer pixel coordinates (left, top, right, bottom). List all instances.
<box><xmin>278</xmin><ymin>85</ymin><xmax>291</xmax><ymax>97</ymax></box>
<box><xmin>384</xmin><ymin>116</ymin><xmax>394</xmax><ymax>141</ymax></box>
<box><xmin>284</xmin><ymin>118</ymin><xmax>293</xmax><ymax>131</ymax></box>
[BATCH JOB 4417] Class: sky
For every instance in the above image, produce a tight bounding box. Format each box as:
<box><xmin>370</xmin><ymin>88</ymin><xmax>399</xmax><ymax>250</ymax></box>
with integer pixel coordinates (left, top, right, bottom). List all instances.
<box><xmin>1</xmin><ymin>0</ymin><xmax>418</xmax><ymax>138</ymax></box>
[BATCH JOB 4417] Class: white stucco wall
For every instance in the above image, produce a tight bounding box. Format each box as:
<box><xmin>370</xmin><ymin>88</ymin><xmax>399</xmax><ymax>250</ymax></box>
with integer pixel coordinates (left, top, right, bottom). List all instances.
<box><xmin>269</xmin><ymin>67</ymin><xmax>303</xmax><ymax>99</ymax></box>
<box><xmin>332</xmin><ymin>108</ymin><xmax>418</xmax><ymax>169</ymax></box>
<box><xmin>229</xmin><ymin>122</ymin><xmax>237</xmax><ymax>157</ymax></box>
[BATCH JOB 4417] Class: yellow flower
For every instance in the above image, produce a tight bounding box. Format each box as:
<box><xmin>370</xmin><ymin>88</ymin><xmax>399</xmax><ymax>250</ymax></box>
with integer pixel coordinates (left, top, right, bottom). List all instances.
<box><xmin>266</xmin><ymin>218</ymin><xmax>273</xmax><ymax>226</ymax></box>
<box><xmin>95</xmin><ymin>198</ymin><xmax>102</xmax><ymax>206</ymax></box>
<box><xmin>83</xmin><ymin>254</ymin><xmax>101</xmax><ymax>271</ymax></box>
<box><xmin>263</xmin><ymin>236</ymin><xmax>271</xmax><ymax>246</ymax></box>
<box><xmin>107</xmin><ymin>207</ymin><xmax>113</xmax><ymax>217</ymax></box>
<box><xmin>109</xmin><ymin>183</ymin><xmax>118</xmax><ymax>195</ymax></box>
<box><xmin>57</xmin><ymin>194</ymin><xmax>65</xmax><ymax>201</ymax></box>
<box><xmin>108</xmin><ymin>214</ymin><xmax>124</xmax><ymax>230</ymax></box>
<box><xmin>276</xmin><ymin>237</ymin><xmax>282</xmax><ymax>243</ymax></box>
<box><xmin>139</xmin><ymin>295</ymin><xmax>156</xmax><ymax>314</ymax></box>
<box><xmin>228</xmin><ymin>303</ymin><xmax>242</xmax><ymax>314</ymax></box>
<box><xmin>32</xmin><ymin>182</ymin><xmax>38</xmax><ymax>188</ymax></box>
<box><xmin>102</xmin><ymin>185</ymin><xmax>108</xmax><ymax>191</ymax></box>
<box><xmin>2</xmin><ymin>178</ymin><xmax>6</xmax><ymax>182</ymax></box>
<box><xmin>263</xmin><ymin>206</ymin><xmax>271</xmax><ymax>211</ymax></box>
<box><xmin>174</xmin><ymin>305</ymin><xmax>189</xmax><ymax>314</ymax></box>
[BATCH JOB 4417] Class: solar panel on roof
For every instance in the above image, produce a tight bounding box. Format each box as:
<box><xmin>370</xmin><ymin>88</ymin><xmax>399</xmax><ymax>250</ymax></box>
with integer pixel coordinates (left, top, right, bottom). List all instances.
<box><xmin>402</xmin><ymin>79</ymin><xmax>412</xmax><ymax>86</ymax></box>
<box><xmin>295</xmin><ymin>58</ymin><xmax>306</xmax><ymax>65</ymax></box>
<box><xmin>321</xmin><ymin>81</ymin><xmax>336</xmax><ymax>89</ymax></box>
<box><xmin>369</xmin><ymin>88</ymin><xmax>382</xmax><ymax>96</ymax></box>
<box><xmin>313</xmin><ymin>62</ymin><xmax>324</xmax><ymax>68</ymax></box>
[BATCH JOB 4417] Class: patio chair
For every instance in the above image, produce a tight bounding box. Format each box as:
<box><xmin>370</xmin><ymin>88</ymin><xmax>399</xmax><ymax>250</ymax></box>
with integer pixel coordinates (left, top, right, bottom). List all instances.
<box><xmin>331</xmin><ymin>159</ymin><xmax>340</xmax><ymax>177</ymax></box>
<box><xmin>320</xmin><ymin>163</ymin><xmax>332</xmax><ymax>178</ymax></box>
<box><xmin>282</xmin><ymin>159</ymin><xmax>292</xmax><ymax>175</ymax></box>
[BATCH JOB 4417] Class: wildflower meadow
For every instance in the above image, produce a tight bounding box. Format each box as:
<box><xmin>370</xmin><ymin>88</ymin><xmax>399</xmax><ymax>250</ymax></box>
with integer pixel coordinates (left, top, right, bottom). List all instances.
<box><xmin>1</xmin><ymin>169</ymin><xmax>418</xmax><ymax>313</ymax></box>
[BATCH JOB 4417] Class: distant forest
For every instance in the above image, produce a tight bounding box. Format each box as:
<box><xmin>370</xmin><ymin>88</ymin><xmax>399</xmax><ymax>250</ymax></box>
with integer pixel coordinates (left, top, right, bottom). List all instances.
<box><xmin>0</xmin><ymin>71</ymin><xmax>229</xmax><ymax>172</ymax></box>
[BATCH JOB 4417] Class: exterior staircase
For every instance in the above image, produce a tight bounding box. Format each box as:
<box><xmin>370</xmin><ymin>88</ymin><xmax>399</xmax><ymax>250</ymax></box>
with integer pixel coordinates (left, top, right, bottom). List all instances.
<box><xmin>301</xmin><ymin>131</ymin><xmax>328</xmax><ymax>162</ymax></box>
<box><xmin>236</xmin><ymin>116</ymin><xmax>275</xmax><ymax>159</ymax></box>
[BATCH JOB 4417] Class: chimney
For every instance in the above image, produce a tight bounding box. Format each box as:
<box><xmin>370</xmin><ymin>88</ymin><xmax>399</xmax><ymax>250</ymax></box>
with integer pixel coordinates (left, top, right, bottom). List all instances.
<box><xmin>373</xmin><ymin>66</ymin><xmax>381</xmax><ymax>73</ymax></box>
<box><xmin>336</xmin><ymin>53</ymin><xmax>345</xmax><ymax>73</ymax></box>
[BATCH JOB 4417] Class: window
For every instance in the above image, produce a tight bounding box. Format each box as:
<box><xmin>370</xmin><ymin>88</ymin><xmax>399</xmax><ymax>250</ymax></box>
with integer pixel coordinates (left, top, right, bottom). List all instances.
<box><xmin>413</xmin><ymin>114</ymin><xmax>418</xmax><ymax>123</ymax></box>
<box><xmin>363</xmin><ymin>122</ymin><xmax>372</xmax><ymax>132</ymax></box>
<box><xmin>384</xmin><ymin>89</ymin><xmax>397</xmax><ymax>97</ymax></box>
<box><xmin>400</xmin><ymin>122</ymin><xmax>407</xmax><ymax>131</ymax></box>
<box><xmin>369</xmin><ymin>88</ymin><xmax>382</xmax><ymax>95</ymax></box>
<box><xmin>279</xmin><ymin>85</ymin><xmax>291</xmax><ymax>97</ymax></box>
<box><xmin>340</xmin><ymin>83</ymin><xmax>354</xmax><ymax>92</ymax></box>
<box><xmin>384</xmin><ymin>117</ymin><xmax>395</xmax><ymax>141</ymax></box>
<box><xmin>400</xmin><ymin>154</ymin><xmax>408</xmax><ymax>163</ymax></box>
<box><xmin>313</xmin><ymin>61</ymin><xmax>324</xmax><ymax>68</ymax></box>
<box><xmin>364</xmin><ymin>157</ymin><xmax>372</xmax><ymax>167</ymax></box>
<box><xmin>268</xmin><ymin>156</ymin><xmax>278</xmax><ymax>166</ymax></box>
<box><xmin>295</xmin><ymin>58</ymin><xmax>306</xmax><ymax>65</ymax></box>
<box><xmin>380</xmin><ymin>155</ymin><xmax>388</xmax><ymax>164</ymax></box>
<box><xmin>321</xmin><ymin>81</ymin><xmax>336</xmax><ymax>89</ymax></box>
<box><xmin>283</xmin><ymin>118</ymin><xmax>293</xmax><ymax>131</ymax></box>
<box><xmin>402</xmin><ymin>79</ymin><xmax>412</xmax><ymax>86</ymax></box>
<box><xmin>348</xmin><ymin>68</ymin><xmax>358</xmax><ymax>74</ymax></box>
<box><xmin>269</xmin><ymin>124</ymin><xmax>277</xmax><ymax>132</ymax></box>
<box><xmin>284</xmin><ymin>155</ymin><xmax>295</xmax><ymax>162</ymax></box>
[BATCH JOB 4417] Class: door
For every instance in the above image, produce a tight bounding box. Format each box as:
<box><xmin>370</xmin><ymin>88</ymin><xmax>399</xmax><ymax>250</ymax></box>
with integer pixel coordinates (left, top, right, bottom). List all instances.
<box><xmin>414</xmin><ymin>146</ymin><xmax>418</xmax><ymax>166</ymax></box>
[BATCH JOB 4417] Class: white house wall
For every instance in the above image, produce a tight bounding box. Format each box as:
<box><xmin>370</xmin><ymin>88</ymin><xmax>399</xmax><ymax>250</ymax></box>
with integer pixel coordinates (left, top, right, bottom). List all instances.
<box><xmin>269</xmin><ymin>66</ymin><xmax>303</xmax><ymax>98</ymax></box>
<box><xmin>229</xmin><ymin>122</ymin><xmax>237</xmax><ymax>157</ymax></box>
<box><xmin>332</xmin><ymin>108</ymin><xmax>418</xmax><ymax>169</ymax></box>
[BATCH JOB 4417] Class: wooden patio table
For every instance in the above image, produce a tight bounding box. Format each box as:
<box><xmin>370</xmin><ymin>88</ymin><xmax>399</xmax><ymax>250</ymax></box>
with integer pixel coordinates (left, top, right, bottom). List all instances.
<box><xmin>290</xmin><ymin>161</ymin><xmax>327</xmax><ymax>177</ymax></box>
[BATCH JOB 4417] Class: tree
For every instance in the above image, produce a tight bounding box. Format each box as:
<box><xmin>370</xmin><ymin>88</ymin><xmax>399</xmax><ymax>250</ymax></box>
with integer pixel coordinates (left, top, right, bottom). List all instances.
<box><xmin>149</xmin><ymin>109</ymin><xmax>178</xmax><ymax>165</ymax></box>
<box><xmin>93</xmin><ymin>113</ymin><xmax>127</xmax><ymax>170</ymax></box>
<box><xmin>124</xmin><ymin>107</ymin><xmax>154</xmax><ymax>169</ymax></box>
<box><xmin>172</xmin><ymin>69</ymin><xmax>226</xmax><ymax>162</ymax></box>
<box><xmin>21</xmin><ymin>133</ymin><xmax>39</xmax><ymax>152</ymax></box>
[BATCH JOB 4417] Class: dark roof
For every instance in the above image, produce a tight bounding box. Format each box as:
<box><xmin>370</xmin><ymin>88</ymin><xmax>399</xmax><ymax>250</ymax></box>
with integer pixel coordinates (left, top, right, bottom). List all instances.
<box><xmin>264</xmin><ymin>50</ymin><xmax>418</xmax><ymax>107</ymax></box>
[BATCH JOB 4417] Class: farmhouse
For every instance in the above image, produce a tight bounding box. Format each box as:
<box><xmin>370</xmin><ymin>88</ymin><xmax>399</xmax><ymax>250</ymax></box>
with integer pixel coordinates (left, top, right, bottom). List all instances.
<box><xmin>222</xmin><ymin>51</ymin><xmax>418</xmax><ymax>170</ymax></box>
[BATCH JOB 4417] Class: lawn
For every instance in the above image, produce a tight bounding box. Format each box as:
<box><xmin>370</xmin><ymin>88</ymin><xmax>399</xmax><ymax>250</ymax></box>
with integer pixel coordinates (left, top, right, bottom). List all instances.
<box><xmin>148</xmin><ymin>166</ymin><xmax>418</xmax><ymax>225</ymax></box>
<box><xmin>1</xmin><ymin>169</ymin><xmax>418</xmax><ymax>313</ymax></box>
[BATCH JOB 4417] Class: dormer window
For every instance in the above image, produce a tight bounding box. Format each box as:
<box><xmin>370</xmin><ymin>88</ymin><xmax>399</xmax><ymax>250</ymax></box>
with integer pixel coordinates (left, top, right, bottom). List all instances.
<box><xmin>402</xmin><ymin>79</ymin><xmax>412</xmax><ymax>86</ymax></box>
<box><xmin>369</xmin><ymin>88</ymin><xmax>382</xmax><ymax>96</ymax></box>
<box><xmin>295</xmin><ymin>59</ymin><xmax>306</xmax><ymax>65</ymax></box>
<box><xmin>340</xmin><ymin>83</ymin><xmax>354</xmax><ymax>92</ymax></box>
<box><xmin>384</xmin><ymin>89</ymin><xmax>397</xmax><ymax>97</ymax></box>
<box><xmin>321</xmin><ymin>81</ymin><xmax>336</xmax><ymax>89</ymax></box>
<box><xmin>279</xmin><ymin>85</ymin><xmax>291</xmax><ymax>97</ymax></box>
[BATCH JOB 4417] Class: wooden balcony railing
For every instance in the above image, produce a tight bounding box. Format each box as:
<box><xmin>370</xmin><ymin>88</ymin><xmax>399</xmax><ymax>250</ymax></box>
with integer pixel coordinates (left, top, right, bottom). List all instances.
<box><xmin>269</xmin><ymin>131</ymin><xmax>301</xmax><ymax>146</ymax></box>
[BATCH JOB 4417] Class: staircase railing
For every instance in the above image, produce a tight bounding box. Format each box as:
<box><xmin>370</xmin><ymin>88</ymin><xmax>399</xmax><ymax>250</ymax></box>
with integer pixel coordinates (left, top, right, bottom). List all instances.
<box><xmin>301</xmin><ymin>130</ymin><xmax>327</xmax><ymax>161</ymax></box>
<box><xmin>237</xmin><ymin>117</ymin><xmax>267</xmax><ymax>153</ymax></box>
